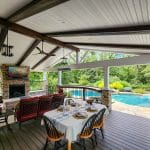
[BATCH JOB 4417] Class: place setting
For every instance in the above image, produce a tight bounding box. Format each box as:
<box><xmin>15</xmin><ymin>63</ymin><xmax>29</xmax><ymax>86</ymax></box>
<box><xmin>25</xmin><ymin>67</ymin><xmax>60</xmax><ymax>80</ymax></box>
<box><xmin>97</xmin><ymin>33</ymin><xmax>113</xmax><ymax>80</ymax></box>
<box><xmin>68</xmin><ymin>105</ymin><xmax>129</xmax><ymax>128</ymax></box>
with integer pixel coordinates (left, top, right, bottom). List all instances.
<box><xmin>73</xmin><ymin>110</ymin><xmax>88</xmax><ymax>119</ymax></box>
<box><xmin>57</xmin><ymin>105</ymin><xmax>70</xmax><ymax>112</ymax></box>
<box><xmin>85</xmin><ymin>99</ymin><xmax>98</xmax><ymax>112</ymax></box>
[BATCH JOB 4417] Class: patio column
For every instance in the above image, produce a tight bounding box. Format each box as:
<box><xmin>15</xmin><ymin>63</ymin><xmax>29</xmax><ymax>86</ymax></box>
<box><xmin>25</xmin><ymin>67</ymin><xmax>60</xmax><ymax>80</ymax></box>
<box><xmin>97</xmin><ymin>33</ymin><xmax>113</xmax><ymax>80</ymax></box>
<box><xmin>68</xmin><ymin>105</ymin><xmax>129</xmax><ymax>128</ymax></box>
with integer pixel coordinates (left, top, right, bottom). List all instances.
<box><xmin>102</xmin><ymin>66</ymin><xmax>112</xmax><ymax>112</ymax></box>
<box><xmin>58</xmin><ymin>70</ymin><xmax>62</xmax><ymax>86</ymax></box>
<box><xmin>104</xmin><ymin>66</ymin><xmax>109</xmax><ymax>90</ymax></box>
<box><xmin>43</xmin><ymin>72</ymin><xmax>48</xmax><ymax>95</ymax></box>
<box><xmin>76</xmin><ymin>51</ymin><xmax>79</xmax><ymax>64</ymax></box>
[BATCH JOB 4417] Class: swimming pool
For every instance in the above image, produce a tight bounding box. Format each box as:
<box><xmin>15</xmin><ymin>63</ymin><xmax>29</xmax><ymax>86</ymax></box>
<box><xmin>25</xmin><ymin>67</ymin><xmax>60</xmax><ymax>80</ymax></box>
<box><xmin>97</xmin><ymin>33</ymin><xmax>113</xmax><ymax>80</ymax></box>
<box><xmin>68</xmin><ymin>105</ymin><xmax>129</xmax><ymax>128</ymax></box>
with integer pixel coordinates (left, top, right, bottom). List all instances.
<box><xmin>71</xmin><ymin>90</ymin><xmax>150</xmax><ymax>108</ymax></box>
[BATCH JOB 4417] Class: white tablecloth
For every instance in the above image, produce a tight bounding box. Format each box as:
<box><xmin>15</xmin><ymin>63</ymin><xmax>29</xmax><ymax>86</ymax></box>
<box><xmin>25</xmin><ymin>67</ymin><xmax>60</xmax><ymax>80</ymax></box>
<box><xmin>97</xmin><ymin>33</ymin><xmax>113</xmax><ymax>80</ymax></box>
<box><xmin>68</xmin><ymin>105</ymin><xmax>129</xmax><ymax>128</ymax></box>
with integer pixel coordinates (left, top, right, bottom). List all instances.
<box><xmin>44</xmin><ymin>101</ymin><xmax>107</xmax><ymax>143</ymax></box>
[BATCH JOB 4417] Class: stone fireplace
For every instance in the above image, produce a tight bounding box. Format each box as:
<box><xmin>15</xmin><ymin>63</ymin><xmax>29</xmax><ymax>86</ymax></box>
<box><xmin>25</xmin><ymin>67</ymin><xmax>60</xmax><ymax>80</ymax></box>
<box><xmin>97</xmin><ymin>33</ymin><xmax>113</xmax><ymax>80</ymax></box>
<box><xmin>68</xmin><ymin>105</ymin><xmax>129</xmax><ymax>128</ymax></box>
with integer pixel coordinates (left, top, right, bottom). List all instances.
<box><xmin>1</xmin><ymin>65</ymin><xmax>30</xmax><ymax>99</ymax></box>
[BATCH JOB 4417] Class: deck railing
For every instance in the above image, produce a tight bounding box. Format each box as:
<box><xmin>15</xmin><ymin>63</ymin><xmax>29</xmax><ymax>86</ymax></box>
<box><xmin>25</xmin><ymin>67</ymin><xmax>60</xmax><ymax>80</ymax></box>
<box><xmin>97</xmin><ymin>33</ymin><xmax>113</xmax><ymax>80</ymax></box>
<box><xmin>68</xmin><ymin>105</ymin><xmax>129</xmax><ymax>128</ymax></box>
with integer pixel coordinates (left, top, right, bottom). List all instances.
<box><xmin>58</xmin><ymin>85</ymin><xmax>102</xmax><ymax>101</ymax></box>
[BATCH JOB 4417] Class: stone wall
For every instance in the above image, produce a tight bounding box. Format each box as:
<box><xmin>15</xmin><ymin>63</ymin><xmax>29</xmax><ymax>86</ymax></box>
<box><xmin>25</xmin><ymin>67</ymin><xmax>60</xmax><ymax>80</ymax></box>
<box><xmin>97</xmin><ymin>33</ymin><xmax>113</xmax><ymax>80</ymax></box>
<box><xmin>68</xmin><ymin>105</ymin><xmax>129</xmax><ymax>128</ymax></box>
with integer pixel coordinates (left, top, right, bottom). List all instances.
<box><xmin>1</xmin><ymin>65</ymin><xmax>30</xmax><ymax>99</ymax></box>
<box><xmin>101</xmin><ymin>89</ymin><xmax>112</xmax><ymax>112</ymax></box>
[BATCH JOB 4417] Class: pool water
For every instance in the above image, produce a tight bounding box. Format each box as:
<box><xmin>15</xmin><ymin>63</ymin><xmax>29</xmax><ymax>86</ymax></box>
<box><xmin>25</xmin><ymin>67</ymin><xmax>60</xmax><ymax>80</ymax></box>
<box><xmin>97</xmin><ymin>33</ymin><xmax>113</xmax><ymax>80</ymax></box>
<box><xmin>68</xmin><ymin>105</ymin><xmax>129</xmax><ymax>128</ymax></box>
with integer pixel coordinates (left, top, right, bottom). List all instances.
<box><xmin>71</xmin><ymin>90</ymin><xmax>150</xmax><ymax>108</ymax></box>
<box><xmin>112</xmin><ymin>94</ymin><xmax>150</xmax><ymax>107</ymax></box>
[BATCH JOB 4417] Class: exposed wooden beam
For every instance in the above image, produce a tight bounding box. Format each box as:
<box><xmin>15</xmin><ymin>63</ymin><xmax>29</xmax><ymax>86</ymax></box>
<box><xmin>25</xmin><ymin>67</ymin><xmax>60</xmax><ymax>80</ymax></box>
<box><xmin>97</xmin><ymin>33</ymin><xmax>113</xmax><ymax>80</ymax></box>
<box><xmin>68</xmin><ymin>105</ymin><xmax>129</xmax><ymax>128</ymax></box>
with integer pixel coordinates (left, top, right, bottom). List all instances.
<box><xmin>79</xmin><ymin>47</ymin><xmax>147</xmax><ymax>55</ymax></box>
<box><xmin>16</xmin><ymin>39</ymin><xmax>40</xmax><ymax>66</ymax></box>
<box><xmin>32</xmin><ymin>46</ymin><xmax>60</xmax><ymax>69</ymax></box>
<box><xmin>8</xmin><ymin>0</ymin><xmax>69</xmax><ymax>22</ymax></box>
<box><xmin>0</xmin><ymin>28</ymin><xmax>8</xmax><ymax>52</ymax></box>
<box><xmin>64</xmin><ymin>42</ymin><xmax>150</xmax><ymax>50</ymax></box>
<box><xmin>0</xmin><ymin>17</ymin><xmax>79</xmax><ymax>51</ymax></box>
<box><xmin>46</xmin><ymin>24</ymin><xmax>150</xmax><ymax>37</ymax></box>
<box><xmin>49</xmin><ymin>55</ymin><xmax>150</xmax><ymax>71</ymax></box>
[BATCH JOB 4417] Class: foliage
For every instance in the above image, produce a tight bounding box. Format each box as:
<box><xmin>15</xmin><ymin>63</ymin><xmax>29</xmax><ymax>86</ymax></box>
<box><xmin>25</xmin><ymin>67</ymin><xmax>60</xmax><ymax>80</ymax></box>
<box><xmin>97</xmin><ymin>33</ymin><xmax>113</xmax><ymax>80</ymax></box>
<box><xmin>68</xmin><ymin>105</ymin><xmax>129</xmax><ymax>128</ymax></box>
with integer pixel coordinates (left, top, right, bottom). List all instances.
<box><xmin>28</xmin><ymin>52</ymin><xmax>150</xmax><ymax>93</ymax></box>
<box><xmin>110</xmin><ymin>76</ymin><xmax>120</xmax><ymax>83</ymax></box>
<box><xmin>30</xmin><ymin>81</ymin><xmax>44</xmax><ymax>91</ymax></box>
<box><xmin>133</xmin><ymin>88</ymin><xmax>145</xmax><ymax>94</ymax></box>
<box><xmin>29</xmin><ymin>72</ymin><xmax>44</xmax><ymax>91</ymax></box>
<box><xmin>132</xmin><ymin>84</ymin><xmax>150</xmax><ymax>91</ymax></box>
<box><xmin>110</xmin><ymin>81</ymin><xmax>124</xmax><ymax>90</ymax></box>
<box><xmin>47</xmin><ymin>72</ymin><xmax>58</xmax><ymax>93</ymax></box>
<box><xmin>64</xmin><ymin>91</ymin><xmax>72</xmax><ymax>98</ymax></box>
<box><xmin>79</xmin><ymin>74</ymin><xmax>89</xmax><ymax>85</ymax></box>
<box><xmin>120</xmin><ymin>81</ymin><xmax>131</xmax><ymax>87</ymax></box>
<box><xmin>95</xmin><ymin>81</ymin><xmax>104</xmax><ymax>88</ymax></box>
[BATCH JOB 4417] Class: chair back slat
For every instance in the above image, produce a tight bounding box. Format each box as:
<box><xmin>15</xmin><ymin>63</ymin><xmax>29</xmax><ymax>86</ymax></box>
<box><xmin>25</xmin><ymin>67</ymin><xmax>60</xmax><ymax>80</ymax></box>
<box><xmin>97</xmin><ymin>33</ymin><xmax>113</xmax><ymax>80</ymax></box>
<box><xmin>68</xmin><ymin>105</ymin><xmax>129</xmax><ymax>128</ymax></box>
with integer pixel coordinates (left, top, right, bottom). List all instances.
<box><xmin>94</xmin><ymin>108</ymin><xmax>106</xmax><ymax>126</ymax></box>
<box><xmin>43</xmin><ymin>116</ymin><xmax>60</xmax><ymax>139</ymax></box>
<box><xmin>80</xmin><ymin>114</ymin><xmax>96</xmax><ymax>136</ymax></box>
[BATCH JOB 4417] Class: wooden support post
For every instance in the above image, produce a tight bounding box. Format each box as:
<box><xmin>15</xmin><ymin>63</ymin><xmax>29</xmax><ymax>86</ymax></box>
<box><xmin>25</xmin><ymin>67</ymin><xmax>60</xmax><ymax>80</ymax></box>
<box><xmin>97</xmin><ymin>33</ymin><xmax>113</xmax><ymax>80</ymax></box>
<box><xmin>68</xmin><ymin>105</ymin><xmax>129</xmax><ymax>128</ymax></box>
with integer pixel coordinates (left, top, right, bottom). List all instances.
<box><xmin>58</xmin><ymin>71</ymin><xmax>62</xmax><ymax>86</ymax></box>
<box><xmin>83</xmin><ymin>88</ymin><xmax>86</xmax><ymax>100</ymax></box>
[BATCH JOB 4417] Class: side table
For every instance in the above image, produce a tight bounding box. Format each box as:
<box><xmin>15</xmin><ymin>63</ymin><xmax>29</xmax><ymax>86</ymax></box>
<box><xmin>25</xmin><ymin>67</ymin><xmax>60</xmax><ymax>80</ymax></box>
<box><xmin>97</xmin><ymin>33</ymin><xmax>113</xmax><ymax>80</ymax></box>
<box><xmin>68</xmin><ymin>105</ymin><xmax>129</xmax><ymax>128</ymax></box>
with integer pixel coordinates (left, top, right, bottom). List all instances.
<box><xmin>0</xmin><ymin>110</ymin><xmax>8</xmax><ymax>127</ymax></box>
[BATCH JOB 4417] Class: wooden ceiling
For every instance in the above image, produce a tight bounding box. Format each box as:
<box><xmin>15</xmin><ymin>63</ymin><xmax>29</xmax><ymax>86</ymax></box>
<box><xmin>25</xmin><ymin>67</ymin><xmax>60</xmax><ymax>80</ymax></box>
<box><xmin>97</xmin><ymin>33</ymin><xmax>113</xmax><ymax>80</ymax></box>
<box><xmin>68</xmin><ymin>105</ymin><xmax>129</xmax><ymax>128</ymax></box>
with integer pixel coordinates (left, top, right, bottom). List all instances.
<box><xmin>0</xmin><ymin>0</ymin><xmax>150</xmax><ymax>71</ymax></box>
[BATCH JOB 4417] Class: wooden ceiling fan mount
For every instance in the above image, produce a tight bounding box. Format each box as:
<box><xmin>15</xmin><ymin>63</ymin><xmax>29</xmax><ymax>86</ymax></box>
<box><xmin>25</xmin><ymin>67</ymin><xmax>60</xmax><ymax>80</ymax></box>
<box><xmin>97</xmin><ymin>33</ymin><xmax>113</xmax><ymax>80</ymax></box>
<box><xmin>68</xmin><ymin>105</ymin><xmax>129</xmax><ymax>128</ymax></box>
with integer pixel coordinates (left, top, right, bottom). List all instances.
<box><xmin>33</xmin><ymin>40</ymin><xmax>55</xmax><ymax>56</ymax></box>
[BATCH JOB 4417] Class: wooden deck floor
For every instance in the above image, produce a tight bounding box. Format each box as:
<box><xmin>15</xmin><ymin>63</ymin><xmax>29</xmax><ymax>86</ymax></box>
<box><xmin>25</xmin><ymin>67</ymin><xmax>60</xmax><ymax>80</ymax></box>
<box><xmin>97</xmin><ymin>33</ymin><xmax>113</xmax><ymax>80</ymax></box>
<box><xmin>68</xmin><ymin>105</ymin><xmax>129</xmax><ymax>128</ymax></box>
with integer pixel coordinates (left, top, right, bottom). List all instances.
<box><xmin>0</xmin><ymin>110</ymin><xmax>150</xmax><ymax>150</ymax></box>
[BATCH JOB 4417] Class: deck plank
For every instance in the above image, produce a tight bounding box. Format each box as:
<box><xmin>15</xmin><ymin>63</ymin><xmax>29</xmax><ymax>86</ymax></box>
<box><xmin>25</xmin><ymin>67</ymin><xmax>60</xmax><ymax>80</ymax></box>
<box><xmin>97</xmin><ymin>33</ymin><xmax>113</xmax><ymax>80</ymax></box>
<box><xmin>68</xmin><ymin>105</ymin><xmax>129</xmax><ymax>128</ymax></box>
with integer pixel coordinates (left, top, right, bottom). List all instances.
<box><xmin>0</xmin><ymin>110</ymin><xmax>150</xmax><ymax>150</ymax></box>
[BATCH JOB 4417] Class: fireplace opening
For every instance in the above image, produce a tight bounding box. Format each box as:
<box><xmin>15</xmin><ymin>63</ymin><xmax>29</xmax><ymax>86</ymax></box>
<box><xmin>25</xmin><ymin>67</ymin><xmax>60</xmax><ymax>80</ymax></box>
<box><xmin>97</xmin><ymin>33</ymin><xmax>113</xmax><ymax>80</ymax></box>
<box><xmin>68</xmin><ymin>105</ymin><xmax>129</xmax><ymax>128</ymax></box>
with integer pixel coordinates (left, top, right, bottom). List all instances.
<box><xmin>9</xmin><ymin>84</ymin><xmax>25</xmax><ymax>98</ymax></box>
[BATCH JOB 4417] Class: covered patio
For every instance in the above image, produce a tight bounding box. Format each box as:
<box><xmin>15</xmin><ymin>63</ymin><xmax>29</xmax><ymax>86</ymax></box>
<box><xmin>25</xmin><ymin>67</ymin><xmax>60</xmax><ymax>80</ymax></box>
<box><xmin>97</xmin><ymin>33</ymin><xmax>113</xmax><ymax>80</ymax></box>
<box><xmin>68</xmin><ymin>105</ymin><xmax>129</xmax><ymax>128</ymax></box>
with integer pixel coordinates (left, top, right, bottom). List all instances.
<box><xmin>0</xmin><ymin>0</ymin><xmax>150</xmax><ymax>150</ymax></box>
<box><xmin>1</xmin><ymin>111</ymin><xmax>150</xmax><ymax>150</ymax></box>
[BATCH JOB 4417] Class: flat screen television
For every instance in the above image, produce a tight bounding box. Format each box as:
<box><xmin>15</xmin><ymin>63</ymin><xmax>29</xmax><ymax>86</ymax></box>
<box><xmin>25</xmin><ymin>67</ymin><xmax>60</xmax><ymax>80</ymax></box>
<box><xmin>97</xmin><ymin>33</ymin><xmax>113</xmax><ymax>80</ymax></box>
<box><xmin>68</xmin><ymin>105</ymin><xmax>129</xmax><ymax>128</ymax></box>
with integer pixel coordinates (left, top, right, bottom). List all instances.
<box><xmin>6</xmin><ymin>66</ymin><xmax>29</xmax><ymax>80</ymax></box>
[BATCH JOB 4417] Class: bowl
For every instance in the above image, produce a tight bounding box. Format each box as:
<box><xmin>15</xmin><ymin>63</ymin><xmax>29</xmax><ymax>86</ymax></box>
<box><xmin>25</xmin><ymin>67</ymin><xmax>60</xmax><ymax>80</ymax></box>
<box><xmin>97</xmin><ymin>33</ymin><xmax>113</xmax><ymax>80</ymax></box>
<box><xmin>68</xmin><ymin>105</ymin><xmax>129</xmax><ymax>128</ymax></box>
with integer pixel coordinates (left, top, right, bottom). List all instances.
<box><xmin>86</xmin><ymin>99</ymin><xmax>94</xmax><ymax>105</ymax></box>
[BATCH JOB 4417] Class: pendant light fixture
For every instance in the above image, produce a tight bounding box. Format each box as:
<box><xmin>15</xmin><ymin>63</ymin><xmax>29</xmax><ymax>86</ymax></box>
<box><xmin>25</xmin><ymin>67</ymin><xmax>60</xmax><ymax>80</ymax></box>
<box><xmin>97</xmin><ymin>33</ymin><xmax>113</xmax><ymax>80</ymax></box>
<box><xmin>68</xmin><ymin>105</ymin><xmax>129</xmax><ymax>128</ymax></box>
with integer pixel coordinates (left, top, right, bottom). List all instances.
<box><xmin>1</xmin><ymin>29</ymin><xmax>14</xmax><ymax>57</ymax></box>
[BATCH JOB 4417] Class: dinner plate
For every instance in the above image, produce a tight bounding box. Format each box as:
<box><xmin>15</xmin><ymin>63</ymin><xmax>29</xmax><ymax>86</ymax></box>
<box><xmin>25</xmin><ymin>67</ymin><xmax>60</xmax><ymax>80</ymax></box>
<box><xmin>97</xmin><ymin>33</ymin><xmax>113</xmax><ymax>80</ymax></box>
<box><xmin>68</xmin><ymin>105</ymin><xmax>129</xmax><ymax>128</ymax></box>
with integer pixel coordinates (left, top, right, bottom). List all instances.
<box><xmin>86</xmin><ymin>107</ymin><xmax>98</xmax><ymax>112</ymax></box>
<box><xmin>73</xmin><ymin>112</ymin><xmax>88</xmax><ymax>119</ymax></box>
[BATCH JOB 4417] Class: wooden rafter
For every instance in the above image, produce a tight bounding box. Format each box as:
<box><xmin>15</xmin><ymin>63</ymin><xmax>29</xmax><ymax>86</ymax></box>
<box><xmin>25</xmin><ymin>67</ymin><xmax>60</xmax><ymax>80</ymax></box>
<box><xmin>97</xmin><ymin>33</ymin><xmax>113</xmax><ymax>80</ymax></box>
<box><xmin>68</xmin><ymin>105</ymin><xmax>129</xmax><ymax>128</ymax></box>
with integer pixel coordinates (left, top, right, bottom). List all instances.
<box><xmin>50</xmin><ymin>55</ymin><xmax>150</xmax><ymax>71</ymax></box>
<box><xmin>8</xmin><ymin>0</ymin><xmax>69</xmax><ymax>22</ymax></box>
<box><xmin>32</xmin><ymin>46</ymin><xmax>60</xmax><ymax>69</ymax></box>
<box><xmin>16</xmin><ymin>39</ymin><xmax>41</xmax><ymax>66</ymax></box>
<box><xmin>79</xmin><ymin>47</ymin><xmax>147</xmax><ymax>55</ymax></box>
<box><xmin>0</xmin><ymin>28</ymin><xmax>8</xmax><ymax>52</ymax></box>
<box><xmin>46</xmin><ymin>24</ymin><xmax>150</xmax><ymax>37</ymax></box>
<box><xmin>0</xmin><ymin>17</ymin><xmax>79</xmax><ymax>52</ymax></box>
<box><xmin>64</xmin><ymin>42</ymin><xmax>150</xmax><ymax>50</ymax></box>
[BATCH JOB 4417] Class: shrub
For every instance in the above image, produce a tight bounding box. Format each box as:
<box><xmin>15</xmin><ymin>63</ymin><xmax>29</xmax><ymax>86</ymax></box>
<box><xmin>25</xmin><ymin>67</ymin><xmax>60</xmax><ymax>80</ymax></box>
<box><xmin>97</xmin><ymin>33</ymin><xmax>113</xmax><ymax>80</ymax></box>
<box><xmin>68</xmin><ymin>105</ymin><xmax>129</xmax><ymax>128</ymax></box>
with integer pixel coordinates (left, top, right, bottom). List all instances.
<box><xmin>133</xmin><ymin>88</ymin><xmax>145</xmax><ymax>94</ymax></box>
<box><xmin>95</xmin><ymin>81</ymin><xmax>104</xmax><ymax>88</ymax></box>
<box><xmin>64</xmin><ymin>91</ymin><xmax>72</xmax><ymax>98</ymax></box>
<box><xmin>110</xmin><ymin>76</ymin><xmax>120</xmax><ymax>83</ymax></box>
<box><xmin>132</xmin><ymin>84</ymin><xmax>150</xmax><ymax>91</ymax></box>
<box><xmin>120</xmin><ymin>81</ymin><xmax>131</xmax><ymax>87</ymax></box>
<box><xmin>110</xmin><ymin>81</ymin><xmax>124</xmax><ymax>90</ymax></box>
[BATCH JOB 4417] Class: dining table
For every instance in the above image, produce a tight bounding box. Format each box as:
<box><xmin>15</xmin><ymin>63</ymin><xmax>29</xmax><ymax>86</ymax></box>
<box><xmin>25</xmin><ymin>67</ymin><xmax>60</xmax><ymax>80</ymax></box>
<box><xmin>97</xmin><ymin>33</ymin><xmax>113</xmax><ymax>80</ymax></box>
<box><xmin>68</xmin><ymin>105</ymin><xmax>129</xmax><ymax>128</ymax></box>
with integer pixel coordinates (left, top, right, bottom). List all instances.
<box><xmin>43</xmin><ymin>99</ymin><xmax>108</xmax><ymax>150</ymax></box>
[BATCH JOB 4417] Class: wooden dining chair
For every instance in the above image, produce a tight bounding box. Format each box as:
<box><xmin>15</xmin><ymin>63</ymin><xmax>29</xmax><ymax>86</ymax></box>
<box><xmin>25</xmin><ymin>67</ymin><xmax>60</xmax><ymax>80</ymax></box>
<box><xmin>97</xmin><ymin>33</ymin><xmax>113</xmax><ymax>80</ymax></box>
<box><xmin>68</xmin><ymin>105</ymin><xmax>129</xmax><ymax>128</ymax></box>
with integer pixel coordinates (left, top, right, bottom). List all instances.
<box><xmin>78</xmin><ymin>114</ymin><xmax>96</xmax><ymax>150</ymax></box>
<box><xmin>93</xmin><ymin>108</ymin><xmax>106</xmax><ymax>143</ymax></box>
<box><xmin>43</xmin><ymin>116</ymin><xmax>66</xmax><ymax>150</ymax></box>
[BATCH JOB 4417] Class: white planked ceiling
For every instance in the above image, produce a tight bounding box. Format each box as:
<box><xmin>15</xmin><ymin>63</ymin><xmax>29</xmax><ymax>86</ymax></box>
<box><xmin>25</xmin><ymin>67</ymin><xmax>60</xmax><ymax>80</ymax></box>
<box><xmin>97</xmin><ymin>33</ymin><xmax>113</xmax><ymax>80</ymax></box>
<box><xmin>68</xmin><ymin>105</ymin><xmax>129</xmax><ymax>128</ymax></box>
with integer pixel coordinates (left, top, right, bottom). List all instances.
<box><xmin>56</xmin><ymin>34</ymin><xmax>150</xmax><ymax>45</ymax></box>
<box><xmin>18</xmin><ymin>0</ymin><xmax>150</xmax><ymax>32</ymax></box>
<box><xmin>0</xmin><ymin>0</ymin><xmax>150</xmax><ymax>71</ymax></box>
<box><xmin>0</xmin><ymin>0</ymin><xmax>32</xmax><ymax>18</ymax></box>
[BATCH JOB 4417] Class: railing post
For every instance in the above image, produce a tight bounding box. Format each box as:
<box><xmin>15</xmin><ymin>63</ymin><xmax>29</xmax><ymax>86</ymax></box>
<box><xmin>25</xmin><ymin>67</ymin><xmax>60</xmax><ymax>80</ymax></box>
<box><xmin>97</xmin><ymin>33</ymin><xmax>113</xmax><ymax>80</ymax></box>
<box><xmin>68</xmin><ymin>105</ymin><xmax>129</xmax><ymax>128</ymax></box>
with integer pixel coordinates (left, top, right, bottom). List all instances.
<box><xmin>83</xmin><ymin>88</ymin><xmax>86</xmax><ymax>100</ymax></box>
